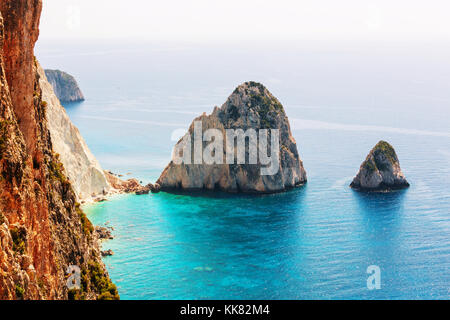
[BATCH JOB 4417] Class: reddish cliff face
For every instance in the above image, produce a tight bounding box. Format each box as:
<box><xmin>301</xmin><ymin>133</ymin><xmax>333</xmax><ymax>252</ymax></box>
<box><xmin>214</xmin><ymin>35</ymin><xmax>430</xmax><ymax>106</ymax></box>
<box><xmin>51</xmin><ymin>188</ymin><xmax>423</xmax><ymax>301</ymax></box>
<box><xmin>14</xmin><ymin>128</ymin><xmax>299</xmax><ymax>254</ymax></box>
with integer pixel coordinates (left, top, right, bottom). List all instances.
<box><xmin>0</xmin><ymin>0</ymin><xmax>117</xmax><ymax>300</ymax></box>
<box><xmin>0</xmin><ymin>0</ymin><xmax>42</xmax><ymax>155</ymax></box>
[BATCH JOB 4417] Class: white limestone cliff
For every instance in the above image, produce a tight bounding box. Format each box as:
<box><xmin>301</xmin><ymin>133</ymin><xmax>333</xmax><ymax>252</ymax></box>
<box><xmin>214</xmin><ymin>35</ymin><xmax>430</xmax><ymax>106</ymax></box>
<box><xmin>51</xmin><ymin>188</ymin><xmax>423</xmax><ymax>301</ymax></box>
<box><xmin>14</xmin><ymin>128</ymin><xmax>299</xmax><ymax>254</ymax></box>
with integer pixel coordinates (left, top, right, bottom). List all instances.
<box><xmin>38</xmin><ymin>63</ymin><xmax>111</xmax><ymax>201</ymax></box>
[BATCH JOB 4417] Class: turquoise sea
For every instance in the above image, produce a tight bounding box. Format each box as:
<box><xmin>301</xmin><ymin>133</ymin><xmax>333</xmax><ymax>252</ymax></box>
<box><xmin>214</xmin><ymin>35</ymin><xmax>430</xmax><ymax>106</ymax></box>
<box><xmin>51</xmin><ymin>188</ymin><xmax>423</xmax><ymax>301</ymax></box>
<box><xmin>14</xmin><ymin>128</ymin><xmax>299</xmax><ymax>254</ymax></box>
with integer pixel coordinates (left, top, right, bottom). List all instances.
<box><xmin>36</xmin><ymin>40</ymin><xmax>450</xmax><ymax>299</ymax></box>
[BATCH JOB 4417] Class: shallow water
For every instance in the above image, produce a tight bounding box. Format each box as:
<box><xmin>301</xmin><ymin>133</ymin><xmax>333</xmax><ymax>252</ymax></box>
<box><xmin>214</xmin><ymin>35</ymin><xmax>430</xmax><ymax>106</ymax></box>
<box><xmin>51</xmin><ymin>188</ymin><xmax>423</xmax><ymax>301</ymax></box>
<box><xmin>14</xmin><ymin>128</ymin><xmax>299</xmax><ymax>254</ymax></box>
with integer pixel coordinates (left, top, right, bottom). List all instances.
<box><xmin>37</xmin><ymin>40</ymin><xmax>450</xmax><ymax>299</ymax></box>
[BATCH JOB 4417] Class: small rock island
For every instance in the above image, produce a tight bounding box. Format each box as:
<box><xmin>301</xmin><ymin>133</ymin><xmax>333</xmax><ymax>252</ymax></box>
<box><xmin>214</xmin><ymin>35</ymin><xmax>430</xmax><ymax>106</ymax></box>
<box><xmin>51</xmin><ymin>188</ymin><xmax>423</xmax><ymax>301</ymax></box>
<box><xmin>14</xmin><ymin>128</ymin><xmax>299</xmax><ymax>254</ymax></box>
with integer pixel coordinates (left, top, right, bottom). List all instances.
<box><xmin>44</xmin><ymin>69</ymin><xmax>85</xmax><ymax>102</ymax></box>
<box><xmin>157</xmin><ymin>81</ymin><xmax>307</xmax><ymax>193</ymax></box>
<box><xmin>350</xmin><ymin>140</ymin><xmax>410</xmax><ymax>191</ymax></box>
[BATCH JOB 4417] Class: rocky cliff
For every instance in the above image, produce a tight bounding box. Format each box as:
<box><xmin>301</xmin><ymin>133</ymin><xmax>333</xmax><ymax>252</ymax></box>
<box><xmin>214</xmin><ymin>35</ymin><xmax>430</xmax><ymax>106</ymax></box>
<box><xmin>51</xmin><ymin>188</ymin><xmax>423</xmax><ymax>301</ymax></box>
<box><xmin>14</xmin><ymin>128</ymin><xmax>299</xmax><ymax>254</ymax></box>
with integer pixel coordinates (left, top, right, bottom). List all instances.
<box><xmin>44</xmin><ymin>69</ymin><xmax>84</xmax><ymax>103</ymax></box>
<box><xmin>157</xmin><ymin>82</ymin><xmax>307</xmax><ymax>193</ymax></box>
<box><xmin>38</xmin><ymin>64</ymin><xmax>111</xmax><ymax>201</ymax></box>
<box><xmin>350</xmin><ymin>140</ymin><xmax>410</xmax><ymax>191</ymax></box>
<box><xmin>0</xmin><ymin>0</ymin><xmax>117</xmax><ymax>300</ymax></box>
<box><xmin>104</xmin><ymin>171</ymin><xmax>161</xmax><ymax>195</ymax></box>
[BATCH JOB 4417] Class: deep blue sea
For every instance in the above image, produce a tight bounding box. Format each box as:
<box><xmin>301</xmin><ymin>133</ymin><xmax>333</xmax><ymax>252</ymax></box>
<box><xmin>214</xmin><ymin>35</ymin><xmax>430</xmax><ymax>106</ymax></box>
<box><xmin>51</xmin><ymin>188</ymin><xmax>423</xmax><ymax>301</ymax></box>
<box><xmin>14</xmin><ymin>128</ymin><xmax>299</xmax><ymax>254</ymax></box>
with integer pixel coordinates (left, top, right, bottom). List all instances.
<box><xmin>36</xmin><ymin>40</ymin><xmax>450</xmax><ymax>299</ymax></box>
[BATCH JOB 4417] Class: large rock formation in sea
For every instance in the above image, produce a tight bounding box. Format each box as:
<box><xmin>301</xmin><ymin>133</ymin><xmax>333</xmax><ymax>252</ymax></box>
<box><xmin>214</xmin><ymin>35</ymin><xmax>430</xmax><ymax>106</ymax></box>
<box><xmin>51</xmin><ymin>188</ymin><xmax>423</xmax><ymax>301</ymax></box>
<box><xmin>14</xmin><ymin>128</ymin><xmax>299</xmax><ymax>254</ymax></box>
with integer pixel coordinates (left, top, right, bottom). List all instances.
<box><xmin>44</xmin><ymin>69</ymin><xmax>85</xmax><ymax>103</ymax></box>
<box><xmin>0</xmin><ymin>0</ymin><xmax>117</xmax><ymax>300</ymax></box>
<box><xmin>350</xmin><ymin>141</ymin><xmax>410</xmax><ymax>191</ymax></box>
<box><xmin>157</xmin><ymin>82</ymin><xmax>307</xmax><ymax>193</ymax></box>
<box><xmin>38</xmin><ymin>64</ymin><xmax>111</xmax><ymax>201</ymax></box>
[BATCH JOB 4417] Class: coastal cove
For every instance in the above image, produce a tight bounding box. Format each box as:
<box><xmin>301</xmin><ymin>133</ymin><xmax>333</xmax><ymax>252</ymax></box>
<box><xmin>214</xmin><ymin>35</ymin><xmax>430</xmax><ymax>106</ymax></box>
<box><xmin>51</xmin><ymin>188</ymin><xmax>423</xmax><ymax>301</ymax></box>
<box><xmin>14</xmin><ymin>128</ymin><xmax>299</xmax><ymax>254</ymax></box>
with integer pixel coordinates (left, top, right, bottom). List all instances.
<box><xmin>38</xmin><ymin>41</ymin><xmax>450</xmax><ymax>300</ymax></box>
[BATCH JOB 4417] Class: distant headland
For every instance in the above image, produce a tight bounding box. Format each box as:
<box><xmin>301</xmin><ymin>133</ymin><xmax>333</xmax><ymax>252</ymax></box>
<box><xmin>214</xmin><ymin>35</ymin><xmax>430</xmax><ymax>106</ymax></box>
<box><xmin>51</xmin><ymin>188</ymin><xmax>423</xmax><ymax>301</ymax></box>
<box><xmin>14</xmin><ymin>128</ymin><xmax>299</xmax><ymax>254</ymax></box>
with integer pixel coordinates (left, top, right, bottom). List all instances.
<box><xmin>44</xmin><ymin>69</ymin><xmax>85</xmax><ymax>103</ymax></box>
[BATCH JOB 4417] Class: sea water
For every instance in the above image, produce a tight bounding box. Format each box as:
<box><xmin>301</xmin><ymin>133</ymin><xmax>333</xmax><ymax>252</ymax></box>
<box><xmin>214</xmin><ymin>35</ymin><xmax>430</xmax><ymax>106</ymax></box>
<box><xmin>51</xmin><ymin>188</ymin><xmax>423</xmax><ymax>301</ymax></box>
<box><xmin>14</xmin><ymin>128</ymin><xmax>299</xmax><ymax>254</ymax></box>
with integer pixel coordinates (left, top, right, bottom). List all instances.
<box><xmin>36</xmin><ymin>40</ymin><xmax>450</xmax><ymax>299</ymax></box>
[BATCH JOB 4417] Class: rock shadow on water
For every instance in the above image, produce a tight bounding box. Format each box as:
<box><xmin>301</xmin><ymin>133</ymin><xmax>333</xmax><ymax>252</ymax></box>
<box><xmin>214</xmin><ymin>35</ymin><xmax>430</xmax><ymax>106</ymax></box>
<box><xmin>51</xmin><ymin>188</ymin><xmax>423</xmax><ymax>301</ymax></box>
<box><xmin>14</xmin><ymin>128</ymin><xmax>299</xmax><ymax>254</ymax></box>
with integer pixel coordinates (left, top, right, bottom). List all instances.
<box><xmin>159</xmin><ymin>184</ymin><xmax>308</xmax><ymax>200</ymax></box>
<box><xmin>352</xmin><ymin>189</ymin><xmax>408</xmax><ymax>239</ymax></box>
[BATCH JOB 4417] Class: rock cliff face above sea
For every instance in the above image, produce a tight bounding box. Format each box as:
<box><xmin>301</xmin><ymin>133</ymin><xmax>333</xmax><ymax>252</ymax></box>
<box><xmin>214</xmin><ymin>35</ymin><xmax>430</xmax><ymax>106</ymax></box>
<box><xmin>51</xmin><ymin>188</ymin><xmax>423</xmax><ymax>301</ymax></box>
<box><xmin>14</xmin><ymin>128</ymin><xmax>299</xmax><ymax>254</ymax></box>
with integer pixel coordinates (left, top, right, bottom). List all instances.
<box><xmin>157</xmin><ymin>82</ymin><xmax>307</xmax><ymax>193</ymax></box>
<box><xmin>0</xmin><ymin>0</ymin><xmax>117</xmax><ymax>300</ymax></box>
<box><xmin>38</xmin><ymin>64</ymin><xmax>111</xmax><ymax>201</ymax></box>
<box><xmin>44</xmin><ymin>69</ymin><xmax>84</xmax><ymax>103</ymax></box>
<box><xmin>350</xmin><ymin>141</ymin><xmax>410</xmax><ymax>191</ymax></box>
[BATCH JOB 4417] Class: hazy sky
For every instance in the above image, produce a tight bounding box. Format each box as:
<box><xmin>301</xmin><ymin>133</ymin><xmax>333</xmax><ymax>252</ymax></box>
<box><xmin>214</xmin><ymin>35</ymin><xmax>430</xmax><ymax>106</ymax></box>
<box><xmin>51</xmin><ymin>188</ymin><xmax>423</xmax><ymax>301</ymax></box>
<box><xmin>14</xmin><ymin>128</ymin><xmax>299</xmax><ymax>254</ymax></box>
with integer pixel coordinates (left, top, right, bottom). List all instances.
<box><xmin>40</xmin><ymin>0</ymin><xmax>450</xmax><ymax>42</ymax></box>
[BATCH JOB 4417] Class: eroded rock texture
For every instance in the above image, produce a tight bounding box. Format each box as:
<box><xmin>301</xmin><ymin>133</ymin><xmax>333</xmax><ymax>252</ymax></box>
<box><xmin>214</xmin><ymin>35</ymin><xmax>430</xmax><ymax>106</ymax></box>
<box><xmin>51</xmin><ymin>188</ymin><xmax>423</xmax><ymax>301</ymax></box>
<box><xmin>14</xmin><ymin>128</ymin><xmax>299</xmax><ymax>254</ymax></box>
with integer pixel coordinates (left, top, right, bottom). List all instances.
<box><xmin>157</xmin><ymin>82</ymin><xmax>307</xmax><ymax>193</ymax></box>
<box><xmin>44</xmin><ymin>69</ymin><xmax>84</xmax><ymax>103</ymax></box>
<box><xmin>39</xmin><ymin>64</ymin><xmax>111</xmax><ymax>201</ymax></box>
<box><xmin>0</xmin><ymin>0</ymin><xmax>117</xmax><ymax>300</ymax></box>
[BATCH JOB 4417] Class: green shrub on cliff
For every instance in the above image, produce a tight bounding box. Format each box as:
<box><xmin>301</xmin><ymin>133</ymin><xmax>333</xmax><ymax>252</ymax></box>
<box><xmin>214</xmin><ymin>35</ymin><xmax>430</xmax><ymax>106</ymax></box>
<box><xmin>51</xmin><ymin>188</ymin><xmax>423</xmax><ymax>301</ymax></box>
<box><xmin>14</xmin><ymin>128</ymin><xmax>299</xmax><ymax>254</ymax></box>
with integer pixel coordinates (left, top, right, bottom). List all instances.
<box><xmin>75</xmin><ymin>202</ymin><xmax>94</xmax><ymax>236</ymax></box>
<box><xmin>47</xmin><ymin>154</ymin><xmax>67</xmax><ymax>183</ymax></box>
<box><xmin>15</xmin><ymin>284</ymin><xmax>24</xmax><ymax>299</ymax></box>
<box><xmin>0</xmin><ymin>120</ymin><xmax>12</xmax><ymax>158</ymax></box>
<box><xmin>79</xmin><ymin>260</ymin><xmax>119</xmax><ymax>300</ymax></box>
<box><xmin>68</xmin><ymin>260</ymin><xmax>119</xmax><ymax>300</ymax></box>
<box><xmin>249</xmin><ymin>91</ymin><xmax>283</xmax><ymax>129</ymax></box>
<box><xmin>373</xmin><ymin>140</ymin><xmax>397</xmax><ymax>166</ymax></box>
<box><xmin>68</xmin><ymin>288</ymin><xmax>86</xmax><ymax>300</ymax></box>
<box><xmin>363</xmin><ymin>141</ymin><xmax>398</xmax><ymax>173</ymax></box>
<box><xmin>363</xmin><ymin>158</ymin><xmax>377</xmax><ymax>173</ymax></box>
<box><xmin>10</xmin><ymin>226</ymin><xmax>27</xmax><ymax>254</ymax></box>
<box><xmin>98</xmin><ymin>283</ymin><xmax>120</xmax><ymax>300</ymax></box>
<box><xmin>48</xmin><ymin>154</ymin><xmax>93</xmax><ymax>237</ymax></box>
